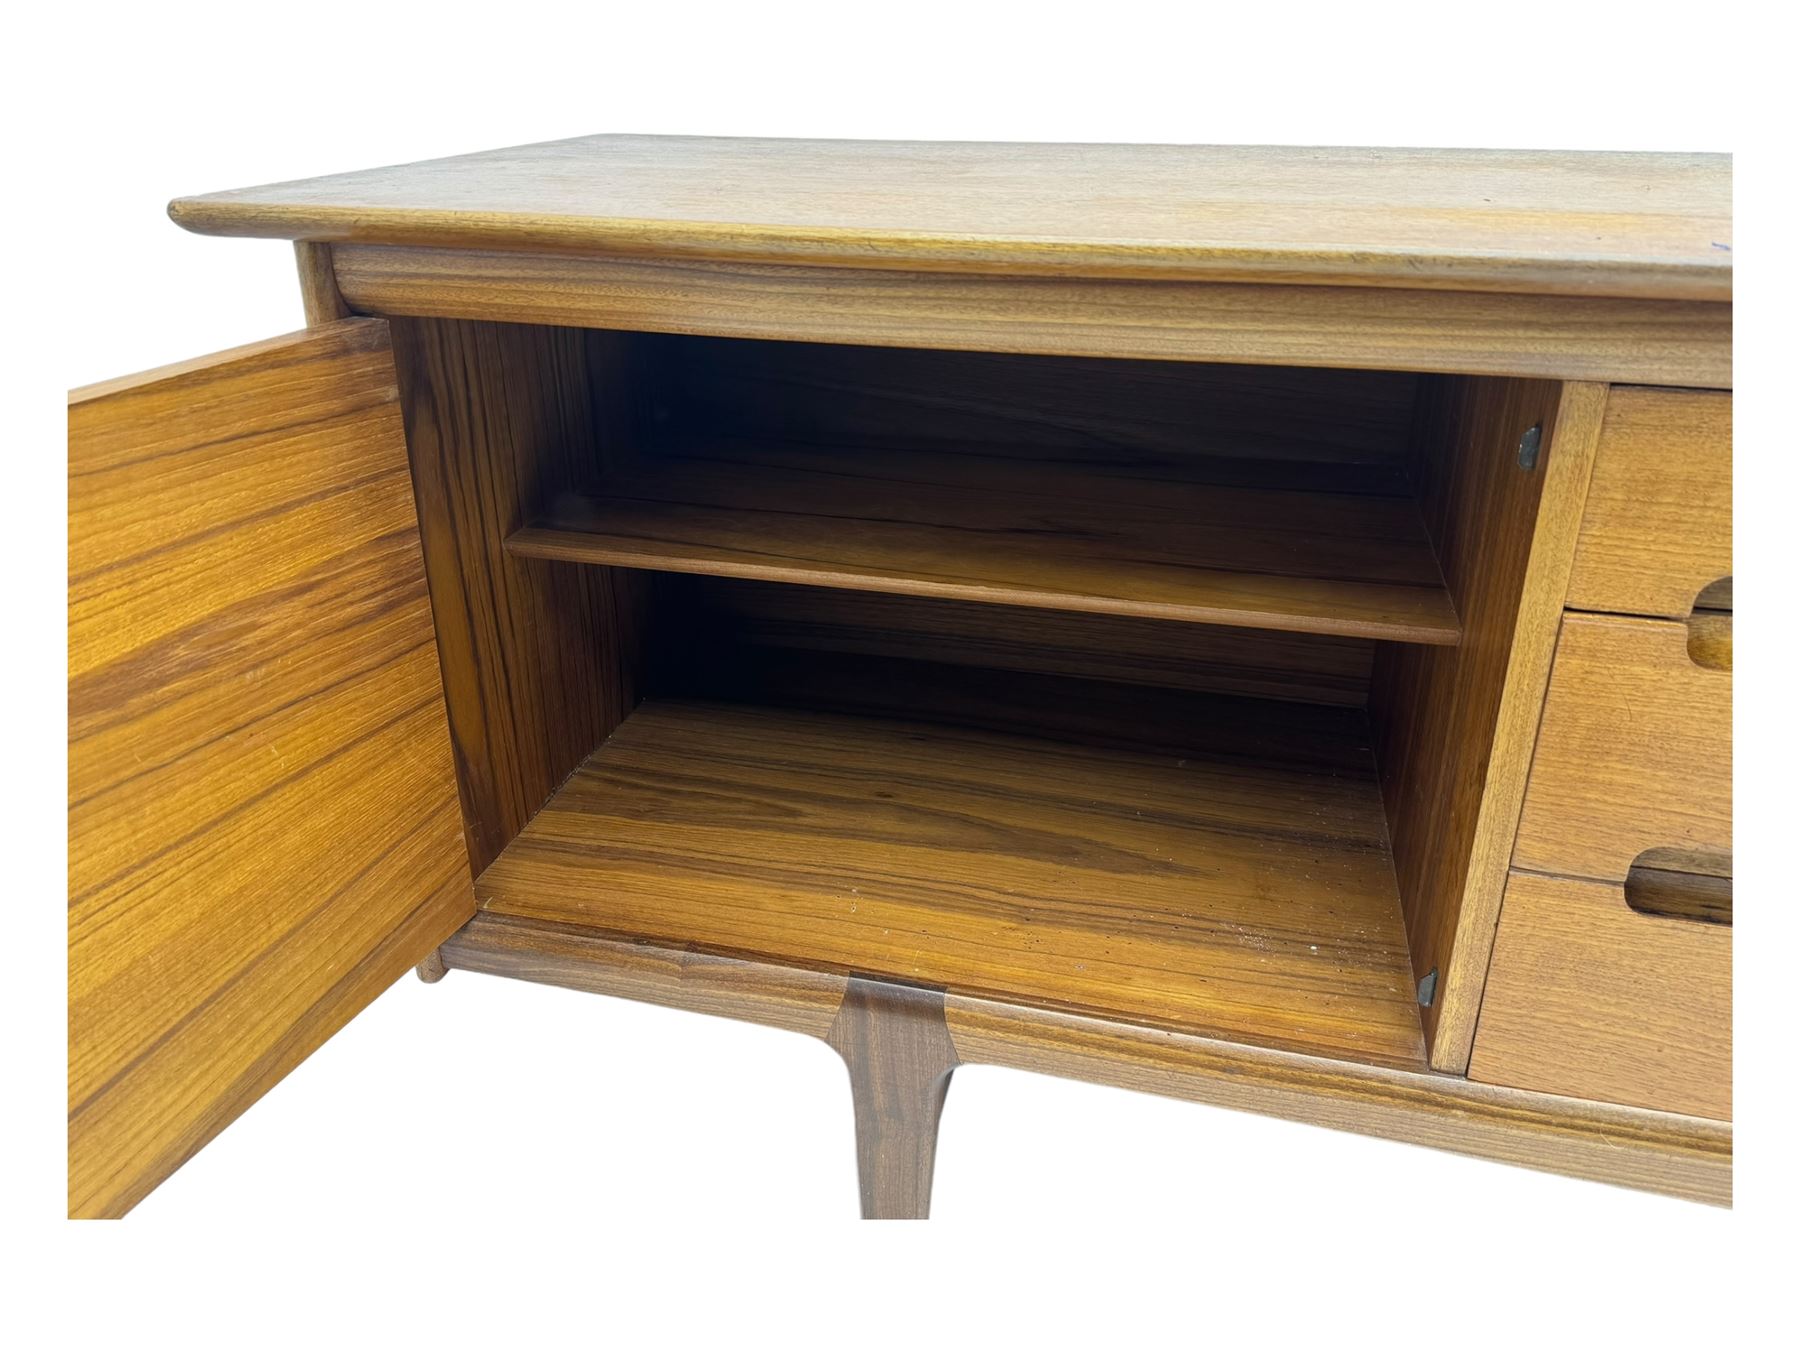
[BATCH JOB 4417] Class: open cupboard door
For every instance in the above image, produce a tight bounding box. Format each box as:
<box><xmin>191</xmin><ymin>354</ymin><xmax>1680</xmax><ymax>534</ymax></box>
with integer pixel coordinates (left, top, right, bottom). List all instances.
<box><xmin>68</xmin><ymin>319</ymin><xmax>475</xmax><ymax>1217</ymax></box>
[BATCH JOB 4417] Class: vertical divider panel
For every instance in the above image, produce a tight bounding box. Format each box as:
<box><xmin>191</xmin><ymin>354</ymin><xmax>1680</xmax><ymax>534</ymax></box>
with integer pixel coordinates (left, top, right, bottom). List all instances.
<box><xmin>1370</xmin><ymin>377</ymin><xmax>1606</xmax><ymax>1071</ymax></box>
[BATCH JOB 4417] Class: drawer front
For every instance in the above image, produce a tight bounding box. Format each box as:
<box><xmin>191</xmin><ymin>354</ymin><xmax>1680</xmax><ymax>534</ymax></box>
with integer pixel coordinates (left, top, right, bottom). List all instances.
<box><xmin>1486</xmin><ymin>608</ymin><xmax>1731</xmax><ymax>1118</ymax></box>
<box><xmin>1470</xmin><ymin>870</ymin><xmax>1730</xmax><ymax>1119</ymax></box>
<box><xmin>1513</xmin><ymin>611</ymin><xmax>1730</xmax><ymax>882</ymax></box>
<box><xmin>1566</xmin><ymin>387</ymin><xmax>1731</xmax><ymax>618</ymax></box>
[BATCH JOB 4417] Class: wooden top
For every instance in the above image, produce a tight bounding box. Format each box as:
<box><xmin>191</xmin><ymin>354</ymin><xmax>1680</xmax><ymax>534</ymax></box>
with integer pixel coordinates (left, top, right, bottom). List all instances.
<box><xmin>168</xmin><ymin>136</ymin><xmax>1732</xmax><ymax>300</ymax></box>
<box><xmin>477</xmin><ymin>697</ymin><xmax>1427</xmax><ymax>1069</ymax></box>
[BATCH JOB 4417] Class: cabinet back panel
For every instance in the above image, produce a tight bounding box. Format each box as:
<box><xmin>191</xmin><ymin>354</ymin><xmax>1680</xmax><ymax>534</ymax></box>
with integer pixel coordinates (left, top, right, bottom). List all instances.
<box><xmin>651</xmin><ymin>641</ymin><xmax>1380</xmax><ymax>781</ymax></box>
<box><xmin>660</xmin><ymin>575</ymin><xmax>1373</xmax><ymax>708</ymax></box>
<box><xmin>635</xmin><ymin>335</ymin><xmax>1419</xmax><ymax>495</ymax></box>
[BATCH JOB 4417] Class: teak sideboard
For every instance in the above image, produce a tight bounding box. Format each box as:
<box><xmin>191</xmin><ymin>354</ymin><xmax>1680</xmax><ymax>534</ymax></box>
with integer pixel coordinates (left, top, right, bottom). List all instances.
<box><xmin>67</xmin><ymin>137</ymin><xmax>1733</xmax><ymax>1218</ymax></box>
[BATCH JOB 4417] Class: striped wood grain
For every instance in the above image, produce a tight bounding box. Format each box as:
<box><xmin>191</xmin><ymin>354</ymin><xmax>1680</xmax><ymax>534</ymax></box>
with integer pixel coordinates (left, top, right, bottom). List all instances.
<box><xmin>386</xmin><ymin>318</ymin><xmax>649</xmax><ymax>874</ymax></box>
<box><xmin>511</xmin><ymin>439</ymin><xmax>1459</xmax><ymax>644</ymax></box>
<box><xmin>170</xmin><ymin>137</ymin><xmax>1731</xmax><ymax>299</ymax></box>
<box><xmin>69</xmin><ymin>320</ymin><xmax>473</xmax><ymax>1217</ymax></box>
<box><xmin>475</xmin><ymin>697</ymin><xmax>1426</xmax><ymax>1070</ymax></box>
<box><xmin>328</xmin><ymin>246</ymin><xmax>1733</xmax><ymax>390</ymax></box>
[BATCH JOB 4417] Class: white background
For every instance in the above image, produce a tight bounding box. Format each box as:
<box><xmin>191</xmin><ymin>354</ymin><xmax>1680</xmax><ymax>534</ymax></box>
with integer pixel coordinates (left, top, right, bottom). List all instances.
<box><xmin>18</xmin><ymin>2</ymin><xmax>1795</xmax><ymax>1343</ymax></box>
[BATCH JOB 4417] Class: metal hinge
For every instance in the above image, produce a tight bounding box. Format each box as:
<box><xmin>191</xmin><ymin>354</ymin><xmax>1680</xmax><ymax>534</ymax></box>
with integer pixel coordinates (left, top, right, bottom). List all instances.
<box><xmin>1517</xmin><ymin>423</ymin><xmax>1543</xmax><ymax>470</ymax></box>
<box><xmin>1417</xmin><ymin>968</ymin><xmax>1439</xmax><ymax>1007</ymax></box>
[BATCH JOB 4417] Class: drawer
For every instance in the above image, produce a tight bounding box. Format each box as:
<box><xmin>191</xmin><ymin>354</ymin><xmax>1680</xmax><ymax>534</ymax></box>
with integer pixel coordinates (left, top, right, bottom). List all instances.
<box><xmin>1513</xmin><ymin>611</ymin><xmax>1730</xmax><ymax>883</ymax></box>
<box><xmin>1486</xmin><ymin>608</ymin><xmax>1732</xmax><ymax>1119</ymax></box>
<box><xmin>1566</xmin><ymin>387</ymin><xmax>1731</xmax><ymax>619</ymax></box>
<box><xmin>1470</xmin><ymin>870</ymin><xmax>1730</xmax><ymax>1118</ymax></box>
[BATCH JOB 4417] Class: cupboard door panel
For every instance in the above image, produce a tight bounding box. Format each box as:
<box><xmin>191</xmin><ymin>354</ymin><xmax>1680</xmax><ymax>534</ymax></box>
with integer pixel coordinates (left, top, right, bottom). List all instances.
<box><xmin>69</xmin><ymin>319</ymin><xmax>474</xmax><ymax>1218</ymax></box>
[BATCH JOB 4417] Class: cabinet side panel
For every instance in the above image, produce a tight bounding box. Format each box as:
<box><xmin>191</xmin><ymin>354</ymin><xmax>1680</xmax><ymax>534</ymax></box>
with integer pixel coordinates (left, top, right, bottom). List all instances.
<box><xmin>1370</xmin><ymin>377</ymin><xmax>1605</xmax><ymax>1069</ymax></box>
<box><xmin>387</xmin><ymin>318</ymin><xmax>647</xmax><ymax>873</ymax></box>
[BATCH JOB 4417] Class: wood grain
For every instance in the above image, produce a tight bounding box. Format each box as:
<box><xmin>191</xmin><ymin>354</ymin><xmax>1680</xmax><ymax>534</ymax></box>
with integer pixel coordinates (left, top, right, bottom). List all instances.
<box><xmin>415</xmin><ymin>950</ymin><xmax>449</xmax><ymax>984</ymax></box>
<box><xmin>386</xmin><ymin>318</ymin><xmax>647</xmax><ymax>873</ymax></box>
<box><xmin>105</xmin><ymin>137</ymin><xmax>1739</xmax><ymax>1214</ymax></box>
<box><xmin>329</xmin><ymin>246</ymin><xmax>1732</xmax><ymax>390</ymax></box>
<box><xmin>511</xmin><ymin>438</ymin><xmax>1459</xmax><ymax>644</ymax></box>
<box><xmin>951</xmin><ymin>990</ymin><xmax>1730</xmax><ymax>1204</ymax></box>
<box><xmin>1513</xmin><ymin>613</ymin><xmax>1731</xmax><ymax>881</ymax></box>
<box><xmin>443</xmin><ymin>911</ymin><xmax>849</xmax><ymax>1036</ymax></box>
<box><xmin>476</xmin><ymin>696</ymin><xmax>1426</xmax><ymax>1069</ymax></box>
<box><xmin>1471</xmin><ymin>871</ymin><xmax>1730</xmax><ymax>1120</ymax></box>
<box><xmin>1566</xmin><ymin>387</ymin><xmax>1732</xmax><ymax>618</ymax></box>
<box><xmin>68</xmin><ymin>319</ymin><xmax>474</xmax><ymax>1217</ymax></box>
<box><xmin>440</xmin><ymin>912</ymin><xmax>1730</xmax><ymax>1205</ymax></box>
<box><xmin>1688</xmin><ymin>611</ymin><xmax>1734</xmax><ymax>669</ymax></box>
<box><xmin>663</xmin><ymin>576</ymin><xmax>1376</xmax><ymax>708</ymax></box>
<box><xmin>293</xmin><ymin>241</ymin><xmax>350</xmax><ymax>325</ymax></box>
<box><xmin>1370</xmin><ymin>378</ymin><xmax>1607</xmax><ymax>1069</ymax></box>
<box><xmin>826</xmin><ymin>978</ymin><xmax>960</xmax><ymax>1219</ymax></box>
<box><xmin>1694</xmin><ymin>576</ymin><xmax>1733</xmax><ymax>610</ymax></box>
<box><xmin>1625</xmin><ymin>850</ymin><xmax>1732</xmax><ymax>925</ymax></box>
<box><xmin>168</xmin><ymin>137</ymin><xmax>1731</xmax><ymax>299</ymax></box>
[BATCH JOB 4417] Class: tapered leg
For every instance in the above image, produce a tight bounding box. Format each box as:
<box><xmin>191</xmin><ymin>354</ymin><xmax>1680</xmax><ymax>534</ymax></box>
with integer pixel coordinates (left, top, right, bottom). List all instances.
<box><xmin>415</xmin><ymin>948</ymin><xmax>448</xmax><ymax>983</ymax></box>
<box><xmin>825</xmin><ymin>977</ymin><xmax>960</xmax><ymax>1219</ymax></box>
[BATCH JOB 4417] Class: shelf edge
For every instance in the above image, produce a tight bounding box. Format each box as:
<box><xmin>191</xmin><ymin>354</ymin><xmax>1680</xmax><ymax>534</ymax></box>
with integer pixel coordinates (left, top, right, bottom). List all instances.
<box><xmin>505</xmin><ymin>524</ymin><xmax>1464</xmax><ymax>646</ymax></box>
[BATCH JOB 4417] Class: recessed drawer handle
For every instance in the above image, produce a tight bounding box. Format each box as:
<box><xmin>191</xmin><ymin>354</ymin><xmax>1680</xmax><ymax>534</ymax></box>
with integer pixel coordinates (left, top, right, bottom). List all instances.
<box><xmin>1687</xmin><ymin>577</ymin><xmax>1732</xmax><ymax>671</ymax></box>
<box><xmin>1624</xmin><ymin>847</ymin><xmax>1732</xmax><ymax>926</ymax></box>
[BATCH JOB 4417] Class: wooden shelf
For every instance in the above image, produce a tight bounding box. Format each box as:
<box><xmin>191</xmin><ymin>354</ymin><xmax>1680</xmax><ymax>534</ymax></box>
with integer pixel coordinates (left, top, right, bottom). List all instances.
<box><xmin>477</xmin><ymin>696</ymin><xmax>1428</xmax><ymax>1070</ymax></box>
<box><xmin>507</xmin><ymin>440</ymin><xmax>1460</xmax><ymax>645</ymax></box>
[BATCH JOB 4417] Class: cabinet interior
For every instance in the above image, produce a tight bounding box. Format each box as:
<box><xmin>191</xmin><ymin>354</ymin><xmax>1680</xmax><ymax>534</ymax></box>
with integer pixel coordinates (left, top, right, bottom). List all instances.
<box><xmin>388</xmin><ymin>318</ymin><xmax>1568</xmax><ymax>1071</ymax></box>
